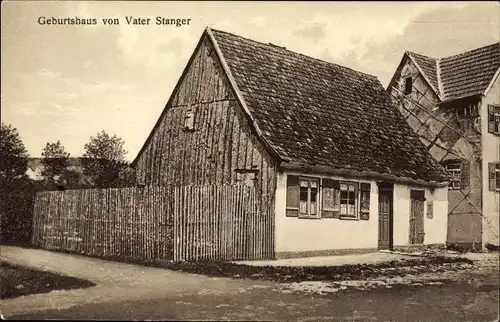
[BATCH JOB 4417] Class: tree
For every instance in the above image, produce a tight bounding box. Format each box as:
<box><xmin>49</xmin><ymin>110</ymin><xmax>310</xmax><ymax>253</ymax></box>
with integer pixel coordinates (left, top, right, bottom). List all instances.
<box><xmin>82</xmin><ymin>130</ymin><xmax>129</xmax><ymax>187</ymax></box>
<box><xmin>0</xmin><ymin>123</ymin><xmax>29</xmax><ymax>181</ymax></box>
<box><xmin>41</xmin><ymin>140</ymin><xmax>70</xmax><ymax>184</ymax></box>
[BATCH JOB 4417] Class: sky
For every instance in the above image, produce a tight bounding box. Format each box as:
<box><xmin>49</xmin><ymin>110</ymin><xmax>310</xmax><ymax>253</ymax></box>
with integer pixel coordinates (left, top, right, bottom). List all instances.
<box><xmin>1</xmin><ymin>1</ymin><xmax>499</xmax><ymax>162</ymax></box>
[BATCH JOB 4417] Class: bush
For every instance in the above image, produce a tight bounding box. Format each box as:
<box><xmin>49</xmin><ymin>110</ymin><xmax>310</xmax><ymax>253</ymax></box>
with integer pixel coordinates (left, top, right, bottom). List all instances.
<box><xmin>0</xmin><ymin>178</ymin><xmax>40</xmax><ymax>245</ymax></box>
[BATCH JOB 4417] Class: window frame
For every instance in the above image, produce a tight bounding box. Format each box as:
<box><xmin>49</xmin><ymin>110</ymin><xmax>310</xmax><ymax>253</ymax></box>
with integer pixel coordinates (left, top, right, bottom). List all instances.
<box><xmin>404</xmin><ymin>77</ymin><xmax>413</xmax><ymax>95</ymax></box>
<box><xmin>488</xmin><ymin>104</ymin><xmax>500</xmax><ymax>135</ymax></box>
<box><xmin>184</xmin><ymin>104</ymin><xmax>196</xmax><ymax>131</ymax></box>
<box><xmin>339</xmin><ymin>181</ymin><xmax>359</xmax><ymax>219</ymax></box>
<box><xmin>495</xmin><ymin>163</ymin><xmax>500</xmax><ymax>192</ymax></box>
<box><xmin>443</xmin><ymin>160</ymin><xmax>462</xmax><ymax>190</ymax></box>
<box><xmin>298</xmin><ymin>176</ymin><xmax>321</xmax><ymax>219</ymax></box>
<box><xmin>496</xmin><ymin>163</ymin><xmax>500</xmax><ymax>192</ymax></box>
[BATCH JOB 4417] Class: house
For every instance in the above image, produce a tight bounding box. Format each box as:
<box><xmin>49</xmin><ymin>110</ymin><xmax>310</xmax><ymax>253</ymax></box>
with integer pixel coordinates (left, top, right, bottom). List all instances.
<box><xmin>131</xmin><ymin>27</ymin><xmax>450</xmax><ymax>259</ymax></box>
<box><xmin>387</xmin><ymin>42</ymin><xmax>500</xmax><ymax>250</ymax></box>
<box><xmin>25</xmin><ymin>157</ymin><xmax>94</xmax><ymax>187</ymax></box>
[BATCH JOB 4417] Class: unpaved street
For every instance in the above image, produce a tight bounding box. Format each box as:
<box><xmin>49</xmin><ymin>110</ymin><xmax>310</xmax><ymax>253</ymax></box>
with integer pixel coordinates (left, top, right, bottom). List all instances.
<box><xmin>1</xmin><ymin>246</ymin><xmax>498</xmax><ymax>321</ymax></box>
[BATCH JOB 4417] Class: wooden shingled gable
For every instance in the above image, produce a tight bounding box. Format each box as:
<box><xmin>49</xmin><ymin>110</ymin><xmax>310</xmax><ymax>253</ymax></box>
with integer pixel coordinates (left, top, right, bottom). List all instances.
<box><xmin>209</xmin><ymin>28</ymin><xmax>449</xmax><ymax>184</ymax></box>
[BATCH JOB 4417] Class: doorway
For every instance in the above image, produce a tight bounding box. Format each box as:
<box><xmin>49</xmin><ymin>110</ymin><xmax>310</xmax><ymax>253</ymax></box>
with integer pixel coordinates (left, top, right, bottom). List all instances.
<box><xmin>409</xmin><ymin>190</ymin><xmax>425</xmax><ymax>244</ymax></box>
<box><xmin>378</xmin><ymin>182</ymin><xmax>394</xmax><ymax>250</ymax></box>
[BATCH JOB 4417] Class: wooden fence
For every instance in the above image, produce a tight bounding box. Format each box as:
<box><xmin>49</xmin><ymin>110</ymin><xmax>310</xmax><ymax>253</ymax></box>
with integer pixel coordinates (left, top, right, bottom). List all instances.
<box><xmin>31</xmin><ymin>185</ymin><xmax>271</xmax><ymax>261</ymax></box>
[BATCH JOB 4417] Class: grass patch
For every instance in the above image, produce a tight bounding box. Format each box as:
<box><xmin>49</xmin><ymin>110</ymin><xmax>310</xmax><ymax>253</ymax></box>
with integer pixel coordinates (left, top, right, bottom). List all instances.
<box><xmin>0</xmin><ymin>261</ymin><xmax>96</xmax><ymax>300</ymax></box>
<box><xmin>151</xmin><ymin>256</ymin><xmax>474</xmax><ymax>283</ymax></box>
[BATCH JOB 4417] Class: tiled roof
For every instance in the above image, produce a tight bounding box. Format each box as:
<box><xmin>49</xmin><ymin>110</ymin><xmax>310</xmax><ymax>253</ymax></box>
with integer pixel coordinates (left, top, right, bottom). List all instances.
<box><xmin>407</xmin><ymin>51</ymin><xmax>439</xmax><ymax>93</ymax></box>
<box><xmin>440</xmin><ymin>42</ymin><xmax>500</xmax><ymax>101</ymax></box>
<box><xmin>210</xmin><ymin>29</ymin><xmax>449</xmax><ymax>183</ymax></box>
<box><xmin>408</xmin><ymin>43</ymin><xmax>500</xmax><ymax>102</ymax></box>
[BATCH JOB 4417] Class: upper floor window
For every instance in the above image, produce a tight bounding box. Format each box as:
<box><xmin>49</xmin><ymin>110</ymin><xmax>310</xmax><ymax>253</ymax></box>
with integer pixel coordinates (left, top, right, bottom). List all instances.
<box><xmin>184</xmin><ymin>104</ymin><xmax>195</xmax><ymax>131</ymax></box>
<box><xmin>489</xmin><ymin>162</ymin><xmax>500</xmax><ymax>192</ymax></box>
<box><xmin>444</xmin><ymin>160</ymin><xmax>462</xmax><ymax>190</ymax></box>
<box><xmin>488</xmin><ymin>104</ymin><xmax>500</xmax><ymax>135</ymax></box>
<box><xmin>404</xmin><ymin>77</ymin><xmax>413</xmax><ymax>95</ymax></box>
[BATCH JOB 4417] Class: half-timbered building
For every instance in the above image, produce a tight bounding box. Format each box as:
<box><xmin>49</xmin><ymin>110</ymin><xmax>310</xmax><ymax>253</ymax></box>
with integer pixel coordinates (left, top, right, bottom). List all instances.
<box><xmin>387</xmin><ymin>42</ymin><xmax>500</xmax><ymax>250</ymax></box>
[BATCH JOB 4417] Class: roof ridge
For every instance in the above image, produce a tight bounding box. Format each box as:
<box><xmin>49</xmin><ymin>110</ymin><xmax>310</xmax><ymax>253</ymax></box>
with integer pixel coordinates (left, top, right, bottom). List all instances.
<box><xmin>405</xmin><ymin>50</ymin><xmax>441</xmax><ymax>100</ymax></box>
<box><xmin>440</xmin><ymin>41</ymin><xmax>500</xmax><ymax>61</ymax></box>
<box><xmin>436</xmin><ymin>57</ymin><xmax>444</xmax><ymax>99</ymax></box>
<box><xmin>209</xmin><ymin>27</ymin><xmax>379</xmax><ymax>81</ymax></box>
<box><xmin>406</xmin><ymin>50</ymin><xmax>437</xmax><ymax>60</ymax></box>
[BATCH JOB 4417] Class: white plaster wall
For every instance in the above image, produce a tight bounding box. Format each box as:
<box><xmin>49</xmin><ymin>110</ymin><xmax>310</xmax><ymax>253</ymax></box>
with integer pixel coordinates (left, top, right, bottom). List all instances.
<box><xmin>424</xmin><ymin>186</ymin><xmax>449</xmax><ymax>244</ymax></box>
<box><xmin>392</xmin><ymin>184</ymin><xmax>448</xmax><ymax>246</ymax></box>
<box><xmin>274</xmin><ymin>172</ymin><xmax>379</xmax><ymax>253</ymax></box>
<box><xmin>274</xmin><ymin>172</ymin><xmax>448</xmax><ymax>253</ymax></box>
<box><xmin>393</xmin><ymin>185</ymin><xmax>410</xmax><ymax>246</ymax></box>
<box><xmin>482</xmin><ymin>74</ymin><xmax>500</xmax><ymax>247</ymax></box>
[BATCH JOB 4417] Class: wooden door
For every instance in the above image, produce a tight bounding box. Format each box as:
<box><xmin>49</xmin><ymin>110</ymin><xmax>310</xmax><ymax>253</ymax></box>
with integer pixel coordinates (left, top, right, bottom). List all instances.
<box><xmin>378</xmin><ymin>185</ymin><xmax>393</xmax><ymax>250</ymax></box>
<box><xmin>409</xmin><ymin>190</ymin><xmax>425</xmax><ymax>244</ymax></box>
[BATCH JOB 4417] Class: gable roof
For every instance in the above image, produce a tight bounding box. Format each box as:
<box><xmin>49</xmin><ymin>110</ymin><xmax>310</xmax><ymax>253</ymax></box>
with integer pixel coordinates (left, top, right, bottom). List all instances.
<box><xmin>406</xmin><ymin>51</ymin><xmax>440</xmax><ymax>94</ymax></box>
<box><xmin>210</xmin><ymin>29</ymin><xmax>448</xmax><ymax>184</ymax></box>
<box><xmin>404</xmin><ymin>42</ymin><xmax>500</xmax><ymax>102</ymax></box>
<box><xmin>132</xmin><ymin>28</ymin><xmax>449</xmax><ymax>185</ymax></box>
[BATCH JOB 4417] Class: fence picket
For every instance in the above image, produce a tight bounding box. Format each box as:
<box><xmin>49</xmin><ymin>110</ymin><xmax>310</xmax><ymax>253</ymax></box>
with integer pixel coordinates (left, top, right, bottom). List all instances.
<box><xmin>31</xmin><ymin>185</ymin><xmax>265</xmax><ymax>262</ymax></box>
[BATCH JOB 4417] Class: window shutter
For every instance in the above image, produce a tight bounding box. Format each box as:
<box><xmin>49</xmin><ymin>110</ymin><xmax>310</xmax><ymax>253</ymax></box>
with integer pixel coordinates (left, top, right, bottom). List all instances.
<box><xmin>489</xmin><ymin>163</ymin><xmax>496</xmax><ymax>191</ymax></box>
<box><xmin>286</xmin><ymin>175</ymin><xmax>299</xmax><ymax>217</ymax></box>
<box><xmin>359</xmin><ymin>182</ymin><xmax>371</xmax><ymax>220</ymax></box>
<box><xmin>460</xmin><ymin>160</ymin><xmax>470</xmax><ymax>189</ymax></box>
<box><xmin>322</xmin><ymin>179</ymin><xmax>340</xmax><ymax>218</ymax></box>
<box><xmin>321</xmin><ymin>179</ymin><xmax>336</xmax><ymax>218</ymax></box>
<box><xmin>333</xmin><ymin>180</ymin><xmax>341</xmax><ymax>218</ymax></box>
<box><xmin>488</xmin><ymin>105</ymin><xmax>495</xmax><ymax>133</ymax></box>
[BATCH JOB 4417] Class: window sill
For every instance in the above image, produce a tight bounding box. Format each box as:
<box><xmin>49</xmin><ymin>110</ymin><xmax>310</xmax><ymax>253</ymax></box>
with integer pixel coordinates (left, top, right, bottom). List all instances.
<box><xmin>298</xmin><ymin>216</ymin><xmax>321</xmax><ymax>220</ymax></box>
<box><xmin>339</xmin><ymin>216</ymin><xmax>359</xmax><ymax>221</ymax></box>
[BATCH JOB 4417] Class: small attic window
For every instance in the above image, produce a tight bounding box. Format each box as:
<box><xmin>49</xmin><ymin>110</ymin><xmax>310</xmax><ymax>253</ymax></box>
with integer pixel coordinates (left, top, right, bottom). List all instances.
<box><xmin>235</xmin><ymin>169</ymin><xmax>259</xmax><ymax>187</ymax></box>
<box><xmin>404</xmin><ymin>77</ymin><xmax>413</xmax><ymax>95</ymax></box>
<box><xmin>184</xmin><ymin>105</ymin><xmax>195</xmax><ymax>131</ymax></box>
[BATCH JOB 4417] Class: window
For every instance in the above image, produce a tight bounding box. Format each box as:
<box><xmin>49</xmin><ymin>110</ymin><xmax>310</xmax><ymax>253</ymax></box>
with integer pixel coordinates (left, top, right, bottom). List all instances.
<box><xmin>444</xmin><ymin>161</ymin><xmax>462</xmax><ymax>190</ymax></box>
<box><xmin>340</xmin><ymin>182</ymin><xmax>358</xmax><ymax>218</ymax></box>
<box><xmin>404</xmin><ymin>77</ymin><xmax>412</xmax><ymax>95</ymax></box>
<box><xmin>286</xmin><ymin>175</ymin><xmax>370</xmax><ymax>220</ymax></box>
<box><xmin>184</xmin><ymin>105</ymin><xmax>195</xmax><ymax>131</ymax></box>
<box><xmin>489</xmin><ymin>162</ymin><xmax>500</xmax><ymax>192</ymax></box>
<box><xmin>235</xmin><ymin>169</ymin><xmax>258</xmax><ymax>187</ymax></box>
<box><xmin>497</xmin><ymin>164</ymin><xmax>500</xmax><ymax>191</ymax></box>
<box><xmin>488</xmin><ymin>105</ymin><xmax>500</xmax><ymax>135</ymax></box>
<box><xmin>299</xmin><ymin>178</ymin><xmax>320</xmax><ymax>218</ymax></box>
